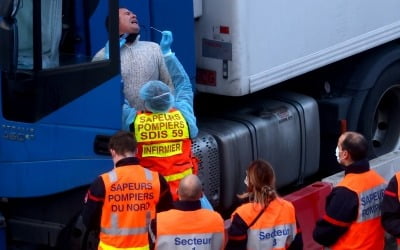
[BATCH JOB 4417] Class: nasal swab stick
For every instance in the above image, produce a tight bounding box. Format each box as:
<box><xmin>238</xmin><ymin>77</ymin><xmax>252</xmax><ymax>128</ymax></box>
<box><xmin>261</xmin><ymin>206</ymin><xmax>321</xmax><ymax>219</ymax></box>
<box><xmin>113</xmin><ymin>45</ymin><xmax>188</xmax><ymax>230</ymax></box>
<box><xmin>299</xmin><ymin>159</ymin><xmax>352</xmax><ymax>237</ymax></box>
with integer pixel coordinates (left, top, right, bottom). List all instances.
<box><xmin>150</xmin><ymin>26</ymin><xmax>163</xmax><ymax>33</ymax></box>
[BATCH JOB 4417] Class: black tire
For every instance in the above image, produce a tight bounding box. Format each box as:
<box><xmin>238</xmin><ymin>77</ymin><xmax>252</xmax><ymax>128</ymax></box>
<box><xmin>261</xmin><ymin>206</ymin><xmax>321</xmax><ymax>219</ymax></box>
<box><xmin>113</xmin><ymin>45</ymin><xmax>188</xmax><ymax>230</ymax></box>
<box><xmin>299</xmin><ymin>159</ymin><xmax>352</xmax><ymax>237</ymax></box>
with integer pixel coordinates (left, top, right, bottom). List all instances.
<box><xmin>358</xmin><ymin>61</ymin><xmax>400</xmax><ymax>158</ymax></box>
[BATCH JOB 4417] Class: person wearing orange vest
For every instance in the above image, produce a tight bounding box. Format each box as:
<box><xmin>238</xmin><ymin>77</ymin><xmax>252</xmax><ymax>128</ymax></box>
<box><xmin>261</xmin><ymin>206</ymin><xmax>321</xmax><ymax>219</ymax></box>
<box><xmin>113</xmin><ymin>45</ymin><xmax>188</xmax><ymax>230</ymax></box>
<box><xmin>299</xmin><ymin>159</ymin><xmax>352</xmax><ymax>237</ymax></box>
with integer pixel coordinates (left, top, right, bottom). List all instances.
<box><xmin>226</xmin><ymin>159</ymin><xmax>303</xmax><ymax>250</ymax></box>
<box><xmin>313</xmin><ymin>131</ymin><xmax>386</xmax><ymax>250</ymax></box>
<box><xmin>122</xmin><ymin>32</ymin><xmax>200</xmax><ymax>201</ymax></box>
<box><xmin>381</xmin><ymin>172</ymin><xmax>400</xmax><ymax>247</ymax></box>
<box><xmin>148</xmin><ymin>174</ymin><xmax>225</xmax><ymax>250</ymax></box>
<box><xmin>80</xmin><ymin>131</ymin><xmax>173</xmax><ymax>249</ymax></box>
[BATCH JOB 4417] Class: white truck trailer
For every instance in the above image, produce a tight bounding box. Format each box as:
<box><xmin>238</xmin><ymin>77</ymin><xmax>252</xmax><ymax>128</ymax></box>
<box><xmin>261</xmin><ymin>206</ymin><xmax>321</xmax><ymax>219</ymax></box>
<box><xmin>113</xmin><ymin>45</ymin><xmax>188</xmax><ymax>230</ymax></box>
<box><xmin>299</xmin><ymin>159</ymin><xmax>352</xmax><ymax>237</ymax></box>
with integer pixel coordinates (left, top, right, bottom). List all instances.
<box><xmin>1</xmin><ymin>0</ymin><xmax>400</xmax><ymax>248</ymax></box>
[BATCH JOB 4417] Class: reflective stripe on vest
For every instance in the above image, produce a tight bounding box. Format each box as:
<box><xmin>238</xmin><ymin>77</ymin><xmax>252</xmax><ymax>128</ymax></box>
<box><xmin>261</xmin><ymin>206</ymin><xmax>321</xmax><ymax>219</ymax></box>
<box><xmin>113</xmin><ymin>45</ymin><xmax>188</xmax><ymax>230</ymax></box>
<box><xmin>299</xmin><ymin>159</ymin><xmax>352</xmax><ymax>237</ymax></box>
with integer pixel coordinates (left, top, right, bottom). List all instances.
<box><xmin>357</xmin><ymin>185</ymin><xmax>385</xmax><ymax>222</ymax></box>
<box><xmin>108</xmin><ymin>168</ymin><xmax>153</xmax><ymax>183</ymax></box>
<box><xmin>163</xmin><ymin>168</ymin><xmax>192</xmax><ymax>182</ymax></box>
<box><xmin>248</xmin><ymin>223</ymin><xmax>296</xmax><ymax>250</ymax></box>
<box><xmin>98</xmin><ymin>240</ymin><xmax>149</xmax><ymax>250</ymax></box>
<box><xmin>156</xmin><ymin>233</ymin><xmax>224</xmax><ymax>250</ymax></box>
<box><xmin>101</xmin><ymin>211</ymin><xmax>151</xmax><ymax>236</ymax></box>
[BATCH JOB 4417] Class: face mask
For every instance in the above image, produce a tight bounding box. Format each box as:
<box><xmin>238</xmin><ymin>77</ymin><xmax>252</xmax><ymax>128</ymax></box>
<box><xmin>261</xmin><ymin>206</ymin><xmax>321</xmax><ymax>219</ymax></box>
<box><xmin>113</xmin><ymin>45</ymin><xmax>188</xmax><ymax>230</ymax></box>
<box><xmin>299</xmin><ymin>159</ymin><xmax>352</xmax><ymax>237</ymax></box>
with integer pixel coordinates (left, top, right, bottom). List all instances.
<box><xmin>335</xmin><ymin>146</ymin><xmax>341</xmax><ymax>163</ymax></box>
<box><xmin>244</xmin><ymin>175</ymin><xmax>249</xmax><ymax>186</ymax></box>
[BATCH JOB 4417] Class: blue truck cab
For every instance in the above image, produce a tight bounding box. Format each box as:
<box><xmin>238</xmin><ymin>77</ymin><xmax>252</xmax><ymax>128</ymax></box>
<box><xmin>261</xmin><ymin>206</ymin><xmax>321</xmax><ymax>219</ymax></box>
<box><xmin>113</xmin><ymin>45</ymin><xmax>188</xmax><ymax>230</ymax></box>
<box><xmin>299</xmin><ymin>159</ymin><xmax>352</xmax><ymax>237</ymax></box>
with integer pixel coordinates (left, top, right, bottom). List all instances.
<box><xmin>0</xmin><ymin>0</ymin><xmax>196</xmax><ymax>247</ymax></box>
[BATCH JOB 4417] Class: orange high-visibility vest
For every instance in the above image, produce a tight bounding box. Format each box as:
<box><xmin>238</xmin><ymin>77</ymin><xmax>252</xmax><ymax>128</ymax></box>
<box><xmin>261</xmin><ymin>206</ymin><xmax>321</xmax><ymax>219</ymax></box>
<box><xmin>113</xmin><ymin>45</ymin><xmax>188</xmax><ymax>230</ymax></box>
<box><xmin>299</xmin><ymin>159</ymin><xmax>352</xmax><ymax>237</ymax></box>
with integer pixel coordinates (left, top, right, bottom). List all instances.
<box><xmin>395</xmin><ymin>172</ymin><xmax>400</xmax><ymax>245</ymax></box>
<box><xmin>99</xmin><ymin>166</ymin><xmax>160</xmax><ymax>250</ymax></box>
<box><xmin>332</xmin><ymin>170</ymin><xmax>386</xmax><ymax>250</ymax></box>
<box><xmin>154</xmin><ymin>208</ymin><xmax>225</xmax><ymax>250</ymax></box>
<box><xmin>232</xmin><ymin>197</ymin><xmax>297</xmax><ymax>250</ymax></box>
<box><xmin>133</xmin><ymin>109</ymin><xmax>195</xmax><ymax>200</ymax></box>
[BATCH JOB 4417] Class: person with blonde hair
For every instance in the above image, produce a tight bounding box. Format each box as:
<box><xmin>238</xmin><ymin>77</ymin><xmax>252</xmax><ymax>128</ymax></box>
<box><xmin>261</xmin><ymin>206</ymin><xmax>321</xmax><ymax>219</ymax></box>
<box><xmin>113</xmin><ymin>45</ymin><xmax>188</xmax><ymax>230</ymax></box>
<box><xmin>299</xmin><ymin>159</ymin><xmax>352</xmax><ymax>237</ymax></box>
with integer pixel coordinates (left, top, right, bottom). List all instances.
<box><xmin>226</xmin><ymin>159</ymin><xmax>303</xmax><ymax>250</ymax></box>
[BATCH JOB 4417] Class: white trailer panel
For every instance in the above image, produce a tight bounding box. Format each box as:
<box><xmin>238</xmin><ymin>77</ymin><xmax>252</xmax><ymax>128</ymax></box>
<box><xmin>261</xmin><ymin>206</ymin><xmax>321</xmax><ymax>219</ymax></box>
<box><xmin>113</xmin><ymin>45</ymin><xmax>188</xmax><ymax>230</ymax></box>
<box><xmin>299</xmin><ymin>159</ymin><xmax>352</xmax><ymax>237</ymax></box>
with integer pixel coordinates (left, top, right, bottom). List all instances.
<box><xmin>195</xmin><ymin>0</ymin><xmax>400</xmax><ymax>96</ymax></box>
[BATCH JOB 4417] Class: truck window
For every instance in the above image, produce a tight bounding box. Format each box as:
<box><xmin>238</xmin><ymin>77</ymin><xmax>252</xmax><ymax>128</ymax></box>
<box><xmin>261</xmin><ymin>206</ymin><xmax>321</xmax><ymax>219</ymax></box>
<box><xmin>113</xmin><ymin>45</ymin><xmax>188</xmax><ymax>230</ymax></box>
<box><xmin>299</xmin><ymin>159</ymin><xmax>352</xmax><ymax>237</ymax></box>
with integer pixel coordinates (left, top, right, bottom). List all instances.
<box><xmin>16</xmin><ymin>0</ymin><xmax>62</xmax><ymax>69</ymax></box>
<box><xmin>0</xmin><ymin>0</ymin><xmax>119</xmax><ymax>122</ymax></box>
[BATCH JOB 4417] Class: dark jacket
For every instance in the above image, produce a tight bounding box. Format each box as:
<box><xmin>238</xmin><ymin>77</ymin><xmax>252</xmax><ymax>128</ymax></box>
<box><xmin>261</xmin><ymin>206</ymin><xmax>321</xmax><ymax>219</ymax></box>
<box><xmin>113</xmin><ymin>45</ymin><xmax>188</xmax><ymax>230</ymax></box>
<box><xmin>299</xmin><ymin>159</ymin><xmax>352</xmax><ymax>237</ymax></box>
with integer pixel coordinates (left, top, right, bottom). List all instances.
<box><xmin>381</xmin><ymin>173</ymin><xmax>400</xmax><ymax>238</ymax></box>
<box><xmin>313</xmin><ymin>159</ymin><xmax>370</xmax><ymax>246</ymax></box>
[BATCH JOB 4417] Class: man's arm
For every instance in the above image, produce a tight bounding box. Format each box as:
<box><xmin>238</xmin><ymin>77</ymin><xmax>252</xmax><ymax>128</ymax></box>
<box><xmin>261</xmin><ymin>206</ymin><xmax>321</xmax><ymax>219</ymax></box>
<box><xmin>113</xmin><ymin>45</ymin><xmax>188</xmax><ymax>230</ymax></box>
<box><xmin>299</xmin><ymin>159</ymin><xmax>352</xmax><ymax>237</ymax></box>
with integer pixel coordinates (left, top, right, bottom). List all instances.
<box><xmin>148</xmin><ymin>218</ymin><xmax>157</xmax><ymax>250</ymax></box>
<box><xmin>313</xmin><ymin>187</ymin><xmax>358</xmax><ymax>246</ymax></box>
<box><xmin>164</xmin><ymin>53</ymin><xmax>198</xmax><ymax>138</ymax></box>
<box><xmin>226</xmin><ymin>213</ymin><xmax>248</xmax><ymax>250</ymax></box>
<box><xmin>381</xmin><ymin>175</ymin><xmax>400</xmax><ymax>238</ymax></box>
<box><xmin>81</xmin><ymin>177</ymin><xmax>105</xmax><ymax>230</ymax></box>
<box><xmin>156</xmin><ymin>45</ymin><xmax>173</xmax><ymax>90</ymax></box>
<box><xmin>288</xmin><ymin>220</ymin><xmax>303</xmax><ymax>250</ymax></box>
<box><xmin>159</xmin><ymin>31</ymin><xmax>198</xmax><ymax>138</ymax></box>
<box><xmin>156</xmin><ymin>174</ymin><xmax>173</xmax><ymax>212</ymax></box>
<box><xmin>122</xmin><ymin>99</ymin><xmax>137</xmax><ymax>131</ymax></box>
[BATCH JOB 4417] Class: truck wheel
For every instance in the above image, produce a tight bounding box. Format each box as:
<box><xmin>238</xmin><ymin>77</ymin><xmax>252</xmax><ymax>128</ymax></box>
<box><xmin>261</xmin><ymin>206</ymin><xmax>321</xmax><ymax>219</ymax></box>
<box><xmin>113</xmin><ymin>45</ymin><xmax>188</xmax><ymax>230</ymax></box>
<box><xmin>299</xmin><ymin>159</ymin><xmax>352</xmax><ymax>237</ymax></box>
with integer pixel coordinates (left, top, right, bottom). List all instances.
<box><xmin>358</xmin><ymin>62</ymin><xmax>400</xmax><ymax>158</ymax></box>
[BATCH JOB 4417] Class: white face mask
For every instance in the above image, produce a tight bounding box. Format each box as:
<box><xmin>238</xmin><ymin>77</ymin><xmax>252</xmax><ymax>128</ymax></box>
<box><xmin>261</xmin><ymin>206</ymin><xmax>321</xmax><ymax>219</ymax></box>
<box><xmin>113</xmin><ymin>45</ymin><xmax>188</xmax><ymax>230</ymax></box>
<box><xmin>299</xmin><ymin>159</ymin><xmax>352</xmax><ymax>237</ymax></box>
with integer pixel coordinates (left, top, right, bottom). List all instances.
<box><xmin>244</xmin><ymin>175</ymin><xmax>249</xmax><ymax>186</ymax></box>
<box><xmin>335</xmin><ymin>146</ymin><xmax>341</xmax><ymax>163</ymax></box>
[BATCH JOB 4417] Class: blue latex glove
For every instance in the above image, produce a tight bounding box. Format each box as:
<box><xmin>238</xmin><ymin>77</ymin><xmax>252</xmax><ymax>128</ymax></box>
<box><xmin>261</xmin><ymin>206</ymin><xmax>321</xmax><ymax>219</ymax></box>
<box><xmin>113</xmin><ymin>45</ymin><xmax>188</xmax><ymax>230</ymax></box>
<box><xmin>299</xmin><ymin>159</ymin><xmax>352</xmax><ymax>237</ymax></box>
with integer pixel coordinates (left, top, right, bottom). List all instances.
<box><xmin>200</xmin><ymin>194</ymin><xmax>214</xmax><ymax>211</ymax></box>
<box><xmin>160</xmin><ymin>30</ymin><xmax>173</xmax><ymax>55</ymax></box>
<box><xmin>104</xmin><ymin>33</ymin><xmax>129</xmax><ymax>59</ymax></box>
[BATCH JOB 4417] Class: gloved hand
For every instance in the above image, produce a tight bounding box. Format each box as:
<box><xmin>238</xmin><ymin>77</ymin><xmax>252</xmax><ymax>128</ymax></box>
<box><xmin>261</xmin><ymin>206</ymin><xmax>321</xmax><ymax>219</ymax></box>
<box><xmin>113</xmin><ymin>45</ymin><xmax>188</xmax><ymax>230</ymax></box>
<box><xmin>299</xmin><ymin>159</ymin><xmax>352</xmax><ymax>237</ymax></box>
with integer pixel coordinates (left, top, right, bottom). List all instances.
<box><xmin>119</xmin><ymin>33</ymin><xmax>128</xmax><ymax>47</ymax></box>
<box><xmin>104</xmin><ymin>41</ymin><xmax>110</xmax><ymax>59</ymax></box>
<box><xmin>160</xmin><ymin>30</ymin><xmax>173</xmax><ymax>55</ymax></box>
<box><xmin>104</xmin><ymin>33</ymin><xmax>129</xmax><ymax>59</ymax></box>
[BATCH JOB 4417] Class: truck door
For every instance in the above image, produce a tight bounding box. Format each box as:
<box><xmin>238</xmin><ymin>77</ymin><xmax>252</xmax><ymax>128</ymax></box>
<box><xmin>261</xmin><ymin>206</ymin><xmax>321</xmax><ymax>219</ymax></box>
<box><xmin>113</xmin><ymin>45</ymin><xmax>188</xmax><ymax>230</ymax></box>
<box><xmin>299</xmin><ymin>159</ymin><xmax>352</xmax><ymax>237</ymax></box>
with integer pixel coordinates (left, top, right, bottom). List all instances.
<box><xmin>0</xmin><ymin>0</ymin><xmax>122</xmax><ymax>198</ymax></box>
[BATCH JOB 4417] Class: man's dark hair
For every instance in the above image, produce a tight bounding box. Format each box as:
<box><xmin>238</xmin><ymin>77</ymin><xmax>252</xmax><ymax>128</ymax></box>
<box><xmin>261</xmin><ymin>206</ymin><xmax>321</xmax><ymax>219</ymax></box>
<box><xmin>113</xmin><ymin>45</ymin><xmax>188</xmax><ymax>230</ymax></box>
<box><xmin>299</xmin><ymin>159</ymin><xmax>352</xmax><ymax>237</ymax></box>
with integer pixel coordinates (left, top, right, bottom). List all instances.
<box><xmin>108</xmin><ymin>131</ymin><xmax>137</xmax><ymax>155</ymax></box>
<box><xmin>105</xmin><ymin>7</ymin><xmax>138</xmax><ymax>43</ymax></box>
<box><xmin>341</xmin><ymin>131</ymin><xmax>368</xmax><ymax>161</ymax></box>
<box><xmin>104</xmin><ymin>6</ymin><xmax>128</xmax><ymax>32</ymax></box>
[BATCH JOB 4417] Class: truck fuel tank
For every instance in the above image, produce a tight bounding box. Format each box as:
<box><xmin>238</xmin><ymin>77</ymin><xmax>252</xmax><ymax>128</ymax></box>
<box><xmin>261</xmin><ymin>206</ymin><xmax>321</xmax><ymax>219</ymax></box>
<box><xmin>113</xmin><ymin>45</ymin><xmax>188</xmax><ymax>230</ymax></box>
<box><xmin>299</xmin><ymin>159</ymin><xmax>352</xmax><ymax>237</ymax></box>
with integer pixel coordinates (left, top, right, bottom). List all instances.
<box><xmin>197</xmin><ymin>92</ymin><xmax>320</xmax><ymax>210</ymax></box>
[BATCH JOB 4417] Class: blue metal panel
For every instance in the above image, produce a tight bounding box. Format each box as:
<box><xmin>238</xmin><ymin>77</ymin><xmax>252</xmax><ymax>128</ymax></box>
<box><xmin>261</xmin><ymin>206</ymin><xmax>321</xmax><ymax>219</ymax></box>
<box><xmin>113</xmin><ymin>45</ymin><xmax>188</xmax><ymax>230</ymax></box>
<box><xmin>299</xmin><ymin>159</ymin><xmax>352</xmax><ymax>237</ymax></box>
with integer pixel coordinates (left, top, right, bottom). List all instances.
<box><xmin>0</xmin><ymin>158</ymin><xmax>113</xmax><ymax>197</ymax></box>
<box><xmin>89</xmin><ymin>0</ymin><xmax>109</xmax><ymax>56</ymax></box>
<box><xmin>150</xmin><ymin>0</ymin><xmax>196</xmax><ymax>82</ymax></box>
<box><xmin>0</xmin><ymin>0</ymin><xmax>197</xmax><ymax>198</ymax></box>
<box><xmin>39</xmin><ymin>75</ymin><xmax>123</xmax><ymax>129</ymax></box>
<box><xmin>73</xmin><ymin>0</ymin><xmax>88</xmax><ymax>56</ymax></box>
<box><xmin>0</xmin><ymin>76</ymin><xmax>122</xmax><ymax>197</ymax></box>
